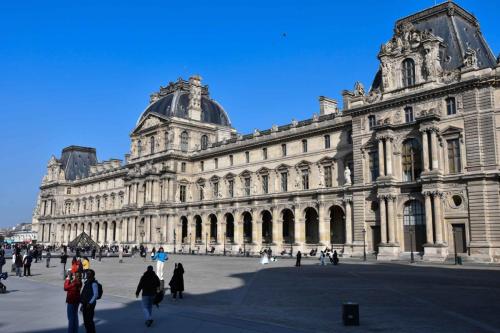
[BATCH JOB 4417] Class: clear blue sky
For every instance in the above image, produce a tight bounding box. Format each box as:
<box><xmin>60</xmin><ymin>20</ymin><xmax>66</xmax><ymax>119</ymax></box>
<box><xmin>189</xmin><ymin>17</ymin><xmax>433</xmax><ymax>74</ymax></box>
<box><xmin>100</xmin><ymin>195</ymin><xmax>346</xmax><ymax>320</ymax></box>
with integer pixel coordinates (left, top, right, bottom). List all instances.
<box><xmin>0</xmin><ymin>0</ymin><xmax>498</xmax><ymax>227</ymax></box>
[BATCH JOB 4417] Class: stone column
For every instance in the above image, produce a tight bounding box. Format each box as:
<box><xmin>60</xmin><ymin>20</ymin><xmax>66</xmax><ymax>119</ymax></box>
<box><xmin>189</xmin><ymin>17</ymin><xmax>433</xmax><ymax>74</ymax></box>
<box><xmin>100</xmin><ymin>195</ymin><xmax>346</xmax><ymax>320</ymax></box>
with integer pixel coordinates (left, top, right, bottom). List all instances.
<box><xmin>421</xmin><ymin>130</ymin><xmax>429</xmax><ymax>171</ymax></box>
<box><xmin>424</xmin><ymin>193</ymin><xmax>434</xmax><ymax>244</ymax></box>
<box><xmin>430</xmin><ymin>129</ymin><xmax>439</xmax><ymax>170</ymax></box>
<box><xmin>235</xmin><ymin>215</ymin><xmax>243</xmax><ymax>246</ymax></box>
<box><xmin>167</xmin><ymin>215</ymin><xmax>174</xmax><ymax>244</ymax></box>
<box><xmin>433</xmin><ymin>193</ymin><xmax>443</xmax><ymax>244</ymax></box>
<box><xmin>344</xmin><ymin>199</ymin><xmax>352</xmax><ymax>244</ymax></box>
<box><xmin>387</xmin><ymin>196</ymin><xmax>396</xmax><ymax>244</ymax></box>
<box><xmin>272</xmin><ymin>209</ymin><xmax>283</xmax><ymax>247</ymax></box>
<box><xmin>293</xmin><ymin>206</ymin><xmax>304</xmax><ymax>245</ymax></box>
<box><xmin>318</xmin><ymin>203</ymin><xmax>330</xmax><ymax>245</ymax></box>
<box><xmin>379</xmin><ymin>196</ymin><xmax>387</xmax><ymax>244</ymax></box>
<box><xmin>386</xmin><ymin>138</ymin><xmax>393</xmax><ymax>176</ymax></box>
<box><xmin>378</xmin><ymin>139</ymin><xmax>385</xmax><ymax>177</ymax></box>
<box><xmin>161</xmin><ymin>215</ymin><xmax>167</xmax><ymax>244</ymax></box>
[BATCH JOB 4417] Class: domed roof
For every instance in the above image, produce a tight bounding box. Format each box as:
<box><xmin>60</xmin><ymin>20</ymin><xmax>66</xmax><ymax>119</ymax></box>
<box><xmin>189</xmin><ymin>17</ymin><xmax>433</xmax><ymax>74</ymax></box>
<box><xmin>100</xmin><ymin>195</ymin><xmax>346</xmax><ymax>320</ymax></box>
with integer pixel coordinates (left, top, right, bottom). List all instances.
<box><xmin>137</xmin><ymin>77</ymin><xmax>231</xmax><ymax>127</ymax></box>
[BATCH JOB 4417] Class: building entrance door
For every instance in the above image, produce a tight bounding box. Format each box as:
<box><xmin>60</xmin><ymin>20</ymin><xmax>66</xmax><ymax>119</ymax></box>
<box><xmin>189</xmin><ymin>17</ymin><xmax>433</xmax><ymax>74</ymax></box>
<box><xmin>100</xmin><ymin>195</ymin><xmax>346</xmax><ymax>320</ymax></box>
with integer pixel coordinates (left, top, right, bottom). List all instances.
<box><xmin>452</xmin><ymin>224</ymin><xmax>466</xmax><ymax>253</ymax></box>
<box><xmin>371</xmin><ymin>226</ymin><xmax>380</xmax><ymax>253</ymax></box>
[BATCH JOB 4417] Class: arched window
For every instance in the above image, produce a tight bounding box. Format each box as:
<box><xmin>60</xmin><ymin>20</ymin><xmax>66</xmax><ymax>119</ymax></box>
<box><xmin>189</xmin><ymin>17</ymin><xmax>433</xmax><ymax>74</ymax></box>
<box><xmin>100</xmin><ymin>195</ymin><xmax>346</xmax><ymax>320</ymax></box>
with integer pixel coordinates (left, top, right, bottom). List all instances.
<box><xmin>402</xmin><ymin>139</ymin><xmax>422</xmax><ymax>181</ymax></box>
<box><xmin>446</xmin><ymin>97</ymin><xmax>456</xmax><ymax>115</ymax></box>
<box><xmin>201</xmin><ymin>135</ymin><xmax>209</xmax><ymax>150</ymax></box>
<box><xmin>150</xmin><ymin>136</ymin><xmax>155</xmax><ymax>154</ymax></box>
<box><xmin>180</xmin><ymin>131</ymin><xmax>189</xmax><ymax>152</ymax></box>
<box><xmin>402</xmin><ymin>58</ymin><xmax>416</xmax><ymax>87</ymax></box>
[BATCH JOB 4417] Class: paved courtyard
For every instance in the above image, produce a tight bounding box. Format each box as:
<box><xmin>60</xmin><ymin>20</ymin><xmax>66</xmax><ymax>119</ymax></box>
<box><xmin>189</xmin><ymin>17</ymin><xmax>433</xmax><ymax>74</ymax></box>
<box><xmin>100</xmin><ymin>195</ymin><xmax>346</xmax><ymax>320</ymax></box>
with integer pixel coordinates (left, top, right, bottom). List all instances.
<box><xmin>1</xmin><ymin>255</ymin><xmax>500</xmax><ymax>333</ymax></box>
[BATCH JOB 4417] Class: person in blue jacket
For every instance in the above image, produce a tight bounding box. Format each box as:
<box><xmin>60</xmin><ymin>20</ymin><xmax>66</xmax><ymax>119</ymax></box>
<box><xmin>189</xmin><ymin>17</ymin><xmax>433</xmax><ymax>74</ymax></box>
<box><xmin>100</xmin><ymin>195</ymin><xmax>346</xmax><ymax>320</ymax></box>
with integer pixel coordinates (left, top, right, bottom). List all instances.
<box><xmin>152</xmin><ymin>247</ymin><xmax>168</xmax><ymax>280</ymax></box>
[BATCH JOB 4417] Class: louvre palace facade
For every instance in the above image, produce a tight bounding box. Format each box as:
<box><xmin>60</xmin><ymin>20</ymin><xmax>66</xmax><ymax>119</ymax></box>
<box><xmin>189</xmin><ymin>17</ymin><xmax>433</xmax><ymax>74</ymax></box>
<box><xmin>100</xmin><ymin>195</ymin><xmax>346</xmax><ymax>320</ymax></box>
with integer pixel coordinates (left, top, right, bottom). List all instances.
<box><xmin>33</xmin><ymin>2</ymin><xmax>500</xmax><ymax>262</ymax></box>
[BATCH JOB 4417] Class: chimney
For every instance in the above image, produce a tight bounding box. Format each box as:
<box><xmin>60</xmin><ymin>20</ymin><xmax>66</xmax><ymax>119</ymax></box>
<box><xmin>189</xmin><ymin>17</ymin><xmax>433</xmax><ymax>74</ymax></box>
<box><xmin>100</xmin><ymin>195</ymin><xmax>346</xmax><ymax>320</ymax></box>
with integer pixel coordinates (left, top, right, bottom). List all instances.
<box><xmin>319</xmin><ymin>96</ymin><xmax>338</xmax><ymax>115</ymax></box>
<box><xmin>189</xmin><ymin>75</ymin><xmax>202</xmax><ymax>121</ymax></box>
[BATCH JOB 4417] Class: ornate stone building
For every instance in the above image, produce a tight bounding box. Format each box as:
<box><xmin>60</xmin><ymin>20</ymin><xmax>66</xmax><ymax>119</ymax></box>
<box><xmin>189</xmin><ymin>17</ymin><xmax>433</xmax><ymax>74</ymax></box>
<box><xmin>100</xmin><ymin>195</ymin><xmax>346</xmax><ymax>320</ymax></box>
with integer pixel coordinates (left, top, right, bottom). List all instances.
<box><xmin>33</xmin><ymin>2</ymin><xmax>500</xmax><ymax>262</ymax></box>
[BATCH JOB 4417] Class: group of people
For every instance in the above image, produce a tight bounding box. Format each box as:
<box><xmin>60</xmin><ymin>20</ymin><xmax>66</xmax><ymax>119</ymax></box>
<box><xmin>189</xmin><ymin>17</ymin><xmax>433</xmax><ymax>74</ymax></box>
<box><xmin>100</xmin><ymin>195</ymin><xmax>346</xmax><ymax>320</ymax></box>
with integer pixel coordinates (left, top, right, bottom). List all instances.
<box><xmin>11</xmin><ymin>247</ymin><xmax>52</xmax><ymax>277</ymax></box>
<box><xmin>294</xmin><ymin>248</ymin><xmax>340</xmax><ymax>267</ymax></box>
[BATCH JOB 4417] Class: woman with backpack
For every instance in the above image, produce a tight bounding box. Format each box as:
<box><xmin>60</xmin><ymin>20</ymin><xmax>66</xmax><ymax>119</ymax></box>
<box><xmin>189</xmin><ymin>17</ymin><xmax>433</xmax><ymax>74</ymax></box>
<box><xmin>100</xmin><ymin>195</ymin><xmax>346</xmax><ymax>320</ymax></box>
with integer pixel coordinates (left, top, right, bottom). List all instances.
<box><xmin>80</xmin><ymin>269</ymin><xmax>101</xmax><ymax>333</ymax></box>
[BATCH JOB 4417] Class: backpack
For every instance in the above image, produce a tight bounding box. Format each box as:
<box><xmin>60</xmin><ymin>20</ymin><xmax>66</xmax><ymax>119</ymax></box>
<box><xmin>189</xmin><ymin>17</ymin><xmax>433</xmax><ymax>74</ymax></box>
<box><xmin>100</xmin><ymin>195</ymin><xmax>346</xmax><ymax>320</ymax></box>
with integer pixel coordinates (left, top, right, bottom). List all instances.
<box><xmin>95</xmin><ymin>280</ymin><xmax>103</xmax><ymax>300</ymax></box>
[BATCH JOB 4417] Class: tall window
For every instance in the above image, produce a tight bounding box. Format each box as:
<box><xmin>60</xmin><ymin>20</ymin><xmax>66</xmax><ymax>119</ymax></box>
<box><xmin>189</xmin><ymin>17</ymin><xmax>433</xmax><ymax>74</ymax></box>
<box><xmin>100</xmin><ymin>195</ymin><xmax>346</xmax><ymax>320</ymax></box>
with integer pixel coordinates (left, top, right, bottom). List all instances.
<box><xmin>302</xmin><ymin>140</ymin><xmax>308</xmax><ymax>153</ymax></box>
<box><xmin>281</xmin><ymin>172</ymin><xmax>288</xmax><ymax>192</ymax></box>
<box><xmin>150</xmin><ymin>136</ymin><xmax>155</xmax><ymax>154</ymax></box>
<box><xmin>301</xmin><ymin>169</ymin><xmax>309</xmax><ymax>190</ymax></box>
<box><xmin>402</xmin><ymin>139</ymin><xmax>422</xmax><ymax>181</ymax></box>
<box><xmin>200</xmin><ymin>161</ymin><xmax>204</xmax><ymax>171</ymax></box>
<box><xmin>244</xmin><ymin>177</ymin><xmax>251</xmax><ymax>196</ymax></box>
<box><xmin>447</xmin><ymin>139</ymin><xmax>462</xmax><ymax>173</ymax></box>
<box><xmin>368</xmin><ymin>115</ymin><xmax>376</xmax><ymax>129</ymax></box>
<box><xmin>180</xmin><ymin>131</ymin><xmax>189</xmax><ymax>152</ymax></box>
<box><xmin>324</xmin><ymin>166</ymin><xmax>332</xmax><ymax>187</ymax></box>
<box><xmin>262</xmin><ymin>148</ymin><xmax>268</xmax><ymax>160</ymax></box>
<box><xmin>369</xmin><ymin>151</ymin><xmax>379</xmax><ymax>182</ymax></box>
<box><xmin>446</xmin><ymin>97</ymin><xmax>457</xmax><ymax>115</ymax></box>
<box><xmin>214</xmin><ymin>158</ymin><xmax>218</xmax><ymax>169</ymax></box>
<box><xmin>405</xmin><ymin>106</ymin><xmax>414</xmax><ymax>123</ymax></box>
<box><xmin>179</xmin><ymin>185</ymin><xmax>186</xmax><ymax>202</ymax></box>
<box><xmin>281</xmin><ymin>144</ymin><xmax>287</xmax><ymax>157</ymax></box>
<box><xmin>181</xmin><ymin>162</ymin><xmax>186</xmax><ymax>172</ymax></box>
<box><xmin>137</xmin><ymin>139</ymin><xmax>142</xmax><ymax>157</ymax></box>
<box><xmin>229</xmin><ymin>155</ymin><xmax>233</xmax><ymax>166</ymax></box>
<box><xmin>324</xmin><ymin>135</ymin><xmax>331</xmax><ymax>149</ymax></box>
<box><xmin>402</xmin><ymin>58</ymin><xmax>416</xmax><ymax>87</ymax></box>
<box><xmin>228</xmin><ymin>180</ymin><xmax>234</xmax><ymax>198</ymax></box>
<box><xmin>213</xmin><ymin>182</ymin><xmax>219</xmax><ymax>198</ymax></box>
<box><xmin>245</xmin><ymin>151</ymin><xmax>250</xmax><ymax>163</ymax></box>
<box><xmin>262</xmin><ymin>175</ymin><xmax>269</xmax><ymax>194</ymax></box>
<box><xmin>201</xmin><ymin>135</ymin><xmax>209</xmax><ymax>150</ymax></box>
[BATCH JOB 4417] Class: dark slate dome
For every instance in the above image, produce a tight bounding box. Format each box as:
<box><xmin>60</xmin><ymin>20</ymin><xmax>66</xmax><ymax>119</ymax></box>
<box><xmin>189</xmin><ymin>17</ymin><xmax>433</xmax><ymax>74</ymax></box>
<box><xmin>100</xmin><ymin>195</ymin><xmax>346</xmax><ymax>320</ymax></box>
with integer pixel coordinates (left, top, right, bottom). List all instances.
<box><xmin>137</xmin><ymin>77</ymin><xmax>231</xmax><ymax>127</ymax></box>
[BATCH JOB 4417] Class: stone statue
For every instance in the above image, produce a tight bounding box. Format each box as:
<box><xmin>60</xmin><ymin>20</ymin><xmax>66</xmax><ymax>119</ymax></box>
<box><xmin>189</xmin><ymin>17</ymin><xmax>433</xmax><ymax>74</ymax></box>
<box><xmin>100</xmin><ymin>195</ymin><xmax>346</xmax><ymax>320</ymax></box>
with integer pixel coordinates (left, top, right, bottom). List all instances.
<box><xmin>344</xmin><ymin>166</ymin><xmax>352</xmax><ymax>185</ymax></box>
<box><xmin>294</xmin><ymin>174</ymin><xmax>301</xmax><ymax>189</ymax></box>
<box><xmin>354</xmin><ymin>81</ymin><xmax>365</xmax><ymax>96</ymax></box>
<box><xmin>463</xmin><ymin>47</ymin><xmax>478</xmax><ymax>69</ymax></box>
<box><xmin>318</xmin><ymin>166</ymin><xmax>325</xmax><ymax>188</ymax></box>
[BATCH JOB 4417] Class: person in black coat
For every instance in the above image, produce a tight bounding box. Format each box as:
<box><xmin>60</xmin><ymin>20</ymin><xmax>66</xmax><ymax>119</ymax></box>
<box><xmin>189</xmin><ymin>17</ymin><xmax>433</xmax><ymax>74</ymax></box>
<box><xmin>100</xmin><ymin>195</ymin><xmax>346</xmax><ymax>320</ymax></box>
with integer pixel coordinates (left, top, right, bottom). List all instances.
<box><xmin>295</xmin><ymin>251</ymin><xmax>302</xmax><ymax>267</ymax></box>
<box><xmin>136</xmin><ymin>266</ymin><xmax>160</xmax><ymax>327</ymax></box>
<box><xmin>169</xmin><ymin>263</ymin><xmax>184</xmax><ymax>299</ymax></box>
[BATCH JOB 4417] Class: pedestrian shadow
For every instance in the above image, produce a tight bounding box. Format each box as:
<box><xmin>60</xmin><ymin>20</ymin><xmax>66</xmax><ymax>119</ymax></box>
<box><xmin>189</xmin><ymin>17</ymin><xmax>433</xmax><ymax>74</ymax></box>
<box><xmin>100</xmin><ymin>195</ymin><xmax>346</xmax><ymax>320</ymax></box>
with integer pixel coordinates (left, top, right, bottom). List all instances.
<box><xmin>19</xmin><ymin>262</ymin><xmax>500</xmax><ymax>333</ymax></box>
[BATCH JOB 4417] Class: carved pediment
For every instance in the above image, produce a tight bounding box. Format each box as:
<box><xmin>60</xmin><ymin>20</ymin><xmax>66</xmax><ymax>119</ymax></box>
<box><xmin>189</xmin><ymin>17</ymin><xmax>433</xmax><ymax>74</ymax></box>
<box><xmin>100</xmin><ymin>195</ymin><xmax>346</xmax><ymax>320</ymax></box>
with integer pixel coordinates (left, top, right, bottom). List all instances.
<box><xmin>133</xmin><ymin>114</ymin><xmax>166</xmax><ymax>134</ymax></box>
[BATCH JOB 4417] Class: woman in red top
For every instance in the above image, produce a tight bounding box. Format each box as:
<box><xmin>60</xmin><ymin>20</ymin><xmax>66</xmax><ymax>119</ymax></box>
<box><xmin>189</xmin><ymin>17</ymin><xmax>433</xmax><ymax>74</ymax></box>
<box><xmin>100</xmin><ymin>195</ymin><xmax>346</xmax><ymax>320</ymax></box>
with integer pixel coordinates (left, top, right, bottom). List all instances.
<box><xmin>64</xmin><ymin>272</ymin><xmax>82</xmax><ymax>333</ymax></box>
<box><xmin>70</xmin><ymin>257</ymin><xmax>78</xmax><ymax>274</ymax></box>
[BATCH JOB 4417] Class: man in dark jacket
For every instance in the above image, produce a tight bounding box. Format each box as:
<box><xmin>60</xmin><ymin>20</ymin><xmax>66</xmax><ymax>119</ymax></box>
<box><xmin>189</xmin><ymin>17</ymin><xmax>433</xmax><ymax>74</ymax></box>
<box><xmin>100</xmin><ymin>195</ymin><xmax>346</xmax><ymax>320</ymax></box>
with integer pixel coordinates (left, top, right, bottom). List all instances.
<box><xmin>80</xmin><ymin>269</ymin><xmax>98</xmax><ymax>333</ymax></box>
<box><xmin>136</xmin><ymin>265</ymin><xmax>161</xmax><ymax>327</ymax></box>
<box><xmin>23</xmin><ymin>252</ymin><xmax>33</xmax><ymax>276</ymax></box>
<box><xmin>295</xmin><ymin>251</ymin><xmax>302</xmax><ymax>267</ymax></box>
<box><xmin>61</xmin><ymin>252</ymin><xmax>68</xmax><ymax>279</ymax></box>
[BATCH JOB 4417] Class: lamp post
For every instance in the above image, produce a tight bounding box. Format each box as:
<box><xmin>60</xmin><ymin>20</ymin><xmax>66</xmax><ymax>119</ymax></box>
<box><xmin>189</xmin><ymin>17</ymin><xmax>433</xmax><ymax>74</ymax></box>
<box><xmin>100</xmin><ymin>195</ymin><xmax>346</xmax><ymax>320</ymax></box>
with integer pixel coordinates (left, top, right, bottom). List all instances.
<box><xmin>409</xmin><ymin>225</ymin><xmax>415</xmax><ymax>263</ymax></box>
<box><xmin>223</xmin><ymin>232</ymin><xmax>226</xmax><ymax>256</ymax></box>
<box><xmin>189</xmin><ymin>232</ymin><xmax>192</xmax><ymax>255</ymax></box>
<box><xmin>205</xmin><ymin>232</ymin><xmax>208</xmax><ymax>254</ymax></box>
<box><xmin>362</xmin><ymin>228</ymin><xmax>367</xmax><ymax>261</ymax></box>
<box><xmin>173</xmin><ymin>229</ymin><xmax>176</xmax><ymax>254</ymax></box>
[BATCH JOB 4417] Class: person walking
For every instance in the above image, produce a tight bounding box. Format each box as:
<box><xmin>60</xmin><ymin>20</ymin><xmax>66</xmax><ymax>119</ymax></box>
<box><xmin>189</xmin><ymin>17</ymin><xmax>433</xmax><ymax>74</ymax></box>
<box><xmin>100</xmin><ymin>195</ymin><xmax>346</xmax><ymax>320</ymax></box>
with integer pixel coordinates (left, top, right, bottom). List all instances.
<box><xmin>61</xmin><ymin>252</ymin><xmax>68</xmax><ymax>279</ymax></box>
<box><xmin>46</xmin><ymin>250</ymin><xmax>51</xmax><ymax>268</ymax></box>
<box><xmin>319</xmin><ymin>251</ymin><xmax>326</xmax><ymax>266</ymax></box>
<box><xmin>23</xmin><ymin>252</ymin><xmax>33</xmax><ymax>276</ymax></box>
<box><xmin>15</xmin><ymin>252</ymin><xmax>23</xmax><ymax>277</ymax></box>
<box><xmin>80</xmin><ymin>269</ymin><xmax>99</xmax><ymax>333</ymax></box>
<box><xmin>152</xmin><ymin>247</ymin><xmax>168</xmax><ymax>281</ymax></box>
<box><xmin>64</xmin><ymin>272</ymin><xmax>82</xmax><ymax>333</ymax></box>
<box><xmin>91</xmin><ymin>248</ymin><xmax>96</xmax><ymax>261</ymax></box>
<box><xmin>169</xmin><ymin>263</ymin><xmax>185</xmax><ymax>299</ymax></box>
<box><xmin>0</xmin><ymin>251</ymin><xmax>5</xmax><ymax>275</ymax></box>
<box><xmin>135</xmin><ymin>265</ymin><xmax>161</xmax><ymax>327</ymax></box>
<box><xmin>295</xmin><ymin>251</ymin><xmax>302</xmax><ymax>267</ymax></box>
<box><xmin>332</xmin><ymin>250</ymin><xmax>339</xmax><ymax>265</ymax></box>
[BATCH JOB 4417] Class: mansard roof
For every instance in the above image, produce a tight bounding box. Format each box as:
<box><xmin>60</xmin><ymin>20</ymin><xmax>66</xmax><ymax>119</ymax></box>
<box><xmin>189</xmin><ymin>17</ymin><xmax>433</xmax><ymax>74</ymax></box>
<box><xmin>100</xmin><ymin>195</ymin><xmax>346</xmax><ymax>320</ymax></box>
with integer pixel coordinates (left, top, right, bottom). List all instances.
<box><xmin>59</xmin><ymin>146</ymin><xmax>98</xmax><ymax>181</ymax></box>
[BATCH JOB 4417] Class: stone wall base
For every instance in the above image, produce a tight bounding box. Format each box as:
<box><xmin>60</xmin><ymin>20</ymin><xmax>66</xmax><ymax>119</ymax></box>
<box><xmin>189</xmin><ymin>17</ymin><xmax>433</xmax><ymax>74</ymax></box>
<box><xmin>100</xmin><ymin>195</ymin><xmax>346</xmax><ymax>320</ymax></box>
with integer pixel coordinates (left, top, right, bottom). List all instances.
<box><xmin>423</xmin><ymin>244</ymin><xmax>448</xmax><ymax>262</ymax></box>
<box><xmin>377</xmin><ymin>244</ymin><xmax>400</xmax><ymax>261</ymax></box>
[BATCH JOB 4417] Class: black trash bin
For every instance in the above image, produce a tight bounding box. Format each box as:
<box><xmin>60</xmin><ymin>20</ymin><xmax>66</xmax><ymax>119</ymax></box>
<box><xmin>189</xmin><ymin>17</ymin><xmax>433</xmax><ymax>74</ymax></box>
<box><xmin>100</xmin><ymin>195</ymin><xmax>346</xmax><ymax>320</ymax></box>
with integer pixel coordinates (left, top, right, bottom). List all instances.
<box><xmin>342</xmin><ymin>302</ymin><xmax>359</xmax><ymax>326</ymax></box>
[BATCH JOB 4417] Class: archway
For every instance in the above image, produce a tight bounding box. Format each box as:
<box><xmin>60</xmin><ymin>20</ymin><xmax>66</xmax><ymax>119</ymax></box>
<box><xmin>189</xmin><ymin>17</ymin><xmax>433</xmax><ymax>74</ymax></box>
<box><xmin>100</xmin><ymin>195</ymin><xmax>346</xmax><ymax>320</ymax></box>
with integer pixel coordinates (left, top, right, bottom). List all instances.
<box><xmin>95</xmin><ymin>223</ymin><xmax>100</xmax><ymax>243</ymax></box>
<box><xmin>305</xmin><ymin>207</ymin><xmax>319</xmax><ymax>244</ymax></box>
<box><xmin>111</xmin><ymin>221</ymin><xmax>117</xmax><ymax>242</ymax></box>
<box><xmin>194</xmin><ymin>215</ymin><xmax>202</xmax><ymax>242</ymax></box>
<box><xmin>74</xmin><ymin>223</ymin><xmax>78</xmax><ymax>238</ymax></box>
<box><xmin>261</xmin><ymin>210</ymin><xmax>273</xmax><ymax>244</ymax></box>
<box><xmin>61</xmin><ymin>225</ymin><xmax>65</xmax><ymax>244</ymax></box>
<box><xmin>87</xmin><ymin>223</ymin><xmax>92</xmax><ymax>237</ymax></box>
<box><xmin>225</xmin><ymin>213</ymin><xmax>234</xmax><ymax>243</ymax></box>
<box><xmin>282</xmin><ymin>209</ymin><xmax>295</xmax><ymax>244</ymax></box>
<box><xmin>403</xmin><ymin>200</ymin><xmax>426</xmax><ymax>252</ymax></box>
<box><xmin>181</xmin><ymin>216</ymin><xmax>188</xmax><ymax>243</ymax></box>
<box><xmin>242</xmin><ymin>212</ymin><xmax>252</xmax><ymax>243</ymax></box>
<box><xmin>330</xmin><ymin>205</ymin><xmax>345</xmax><ymax>244</ymax></box>
<box><xmin>209</xmin><ymin>214</ymin><xmax>217</xmax><ymax>243</ymax></box>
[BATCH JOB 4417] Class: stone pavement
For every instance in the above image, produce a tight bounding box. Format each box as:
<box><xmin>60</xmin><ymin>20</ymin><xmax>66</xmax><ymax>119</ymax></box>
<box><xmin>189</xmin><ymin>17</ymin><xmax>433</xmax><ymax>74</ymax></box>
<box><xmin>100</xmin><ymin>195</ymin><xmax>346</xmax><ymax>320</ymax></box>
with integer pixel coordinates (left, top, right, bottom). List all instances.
<box><xmin>1</xmin><ymin>255</ymin><xmax>500</xmax><ymax>333</ymax></box>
